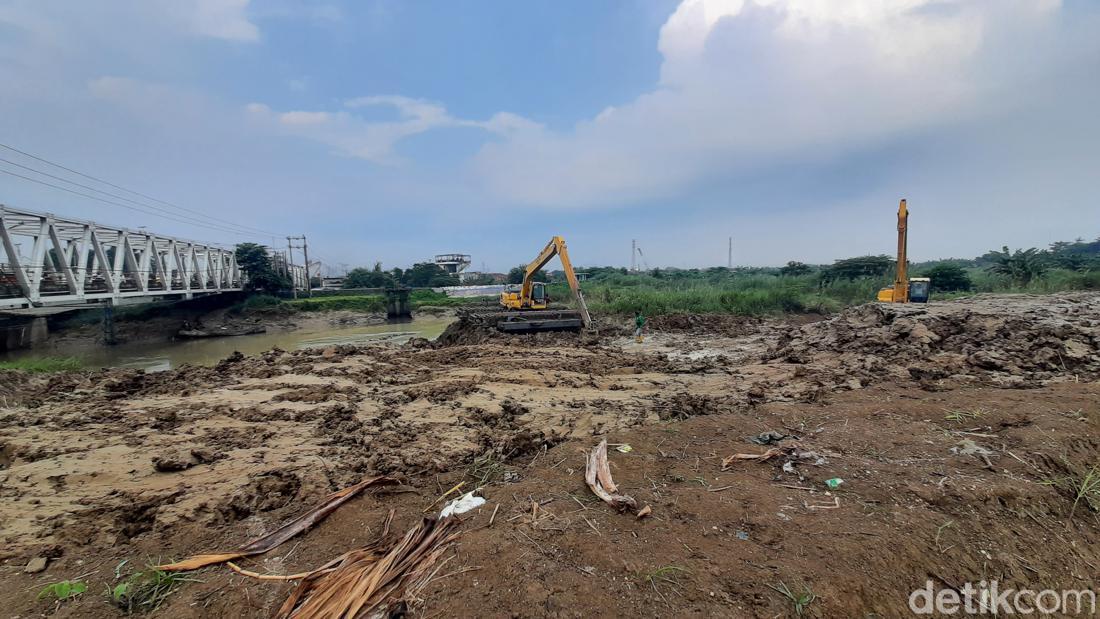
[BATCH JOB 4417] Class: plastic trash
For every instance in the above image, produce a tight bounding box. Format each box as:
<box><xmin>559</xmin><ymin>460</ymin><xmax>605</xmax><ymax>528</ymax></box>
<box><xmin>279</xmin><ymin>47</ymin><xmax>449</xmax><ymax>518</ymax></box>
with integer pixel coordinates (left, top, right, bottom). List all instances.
<box><xmin>439</xmin><ymin>492</ymin><xmax>486</xmax><ymax>518</ymax></box>
<box><xmin>824</xmin><ymin>478</ymin><xmax>844</xmax><ymax>489</ymax></box>
<box><xmin>615</xmin><ymin>444</ymin><xmax>633</xmax><ymax>453</ymax></box>
<box><xmin>782</xmin><ymin>461</ymin><xmax>796</xmax><ymax>473</ymax></box>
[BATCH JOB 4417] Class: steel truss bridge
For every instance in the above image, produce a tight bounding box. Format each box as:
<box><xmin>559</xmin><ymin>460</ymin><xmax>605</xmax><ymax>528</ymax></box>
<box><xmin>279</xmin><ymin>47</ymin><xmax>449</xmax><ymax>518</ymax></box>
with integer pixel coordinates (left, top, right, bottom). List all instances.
<box><xmin>0</xmin><ymin>205</ymin><xmax>270</xmax><ymax>311</ymax></box>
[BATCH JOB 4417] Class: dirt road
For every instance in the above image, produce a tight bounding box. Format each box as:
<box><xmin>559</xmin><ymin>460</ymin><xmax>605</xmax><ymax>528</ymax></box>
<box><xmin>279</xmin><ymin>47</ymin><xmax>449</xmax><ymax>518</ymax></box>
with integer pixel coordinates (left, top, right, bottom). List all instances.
<box><xmin>1</xmin><ymin>293</ymin><xmax>1098</xmax><ymax>617</ymax></box>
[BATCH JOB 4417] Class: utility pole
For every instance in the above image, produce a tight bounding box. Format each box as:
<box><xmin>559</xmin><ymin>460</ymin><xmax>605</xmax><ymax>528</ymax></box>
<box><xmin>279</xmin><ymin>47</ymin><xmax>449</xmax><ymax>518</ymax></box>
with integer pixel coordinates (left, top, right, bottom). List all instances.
<box><xmin>286</xmin><ymin>237</ymin><xmax>297</xmax><ymax>299</ymax></box>
<box><xmin>286</xmin><ymin>235</ymin><xmax>312</xmax><ymax>297</ymax></box>
<box><xmin>728</xmin><ymin>237</ymin><xmax>732</xmax><ymax>269</ymax></box>
<box><xmin>631</xmin><ymin>239</ymin><xmax>636</xmax><ymax>272</ymax></box>
<box><xmin>301</xmin><ymin>235</ymin><xmax>311</xmax><ymax>298</ymax></box>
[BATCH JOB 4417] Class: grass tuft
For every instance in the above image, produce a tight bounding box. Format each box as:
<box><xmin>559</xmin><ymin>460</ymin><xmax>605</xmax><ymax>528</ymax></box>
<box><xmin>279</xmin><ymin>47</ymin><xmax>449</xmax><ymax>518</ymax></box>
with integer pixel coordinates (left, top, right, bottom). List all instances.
<box><xmin>109</xmin><ymin>566</ymin><xmax>201</xmax><ymax>614</ymax></box>
<box><xmin>0</xmin><ymin>357</ymin><xmax>83</xmax><ymax>373</ymax></box>
<box><xmin>769</xmin><ymin>581</ymin><xmax>816</xmax><ymax>616</ymax></box>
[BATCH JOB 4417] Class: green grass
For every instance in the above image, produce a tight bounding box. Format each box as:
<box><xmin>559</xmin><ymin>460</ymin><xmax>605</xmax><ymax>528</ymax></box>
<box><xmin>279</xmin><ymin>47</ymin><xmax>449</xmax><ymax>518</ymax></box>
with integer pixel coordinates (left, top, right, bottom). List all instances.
<box><xmin>0</xmin><ymin>357</ymin><xmax>83</xmax><ymax>372</ymax></box>
<box><xmin>284</xmin><ymin>295</ymin><xmax>386</xmax><ymax>312</ymax></box>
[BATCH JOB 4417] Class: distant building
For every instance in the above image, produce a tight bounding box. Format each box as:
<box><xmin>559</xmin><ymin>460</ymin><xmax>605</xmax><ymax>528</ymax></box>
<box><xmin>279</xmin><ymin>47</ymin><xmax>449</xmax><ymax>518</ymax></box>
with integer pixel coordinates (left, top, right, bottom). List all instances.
<box><xmin>434</xmin><ymin>254</ymin><xmax>471</xmax><ymax>275</ymax></box>
<box><xmin>320</xmin><ymin>276</ymin><xmax>345</xmax><ymax>290</ymax></box>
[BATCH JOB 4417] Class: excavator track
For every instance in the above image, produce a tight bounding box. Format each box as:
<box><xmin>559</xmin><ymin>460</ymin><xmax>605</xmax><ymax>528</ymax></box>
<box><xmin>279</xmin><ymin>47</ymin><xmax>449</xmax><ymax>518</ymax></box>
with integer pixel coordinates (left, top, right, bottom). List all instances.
<box><xmin>459</xmin><ymin>308</ymin><xmax>585</xmax><ymax>333</ymax></box>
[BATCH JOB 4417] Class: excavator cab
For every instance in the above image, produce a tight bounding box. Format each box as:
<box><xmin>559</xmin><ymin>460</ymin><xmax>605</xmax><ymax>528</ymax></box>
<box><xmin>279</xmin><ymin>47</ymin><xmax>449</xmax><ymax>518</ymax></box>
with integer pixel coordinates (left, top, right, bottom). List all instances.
<box><xmin>908</xmin><ymin>278</ymin><xmax>930</xmax><ymax>303</ymax></box>
<box><xmin>530</xmin><ymin>282</ymin><xmax>546</xmax><ymax>305</ymax></box>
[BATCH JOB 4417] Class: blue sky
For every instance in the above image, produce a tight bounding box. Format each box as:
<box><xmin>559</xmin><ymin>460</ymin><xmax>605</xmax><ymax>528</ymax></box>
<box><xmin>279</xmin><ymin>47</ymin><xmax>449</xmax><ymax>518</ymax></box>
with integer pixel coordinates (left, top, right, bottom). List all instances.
<box><xmin>1</xmin><ymin>0</ymin><xmax>1098</xmax><ymax>273</ymax></box>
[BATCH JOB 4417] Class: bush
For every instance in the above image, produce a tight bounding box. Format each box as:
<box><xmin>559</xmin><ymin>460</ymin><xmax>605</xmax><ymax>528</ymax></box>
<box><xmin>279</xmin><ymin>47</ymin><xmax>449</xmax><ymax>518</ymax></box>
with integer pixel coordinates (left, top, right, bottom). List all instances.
<box><xmin>921</xmin><ymin>264</ymin><xmax>972</xmax><ymax>292</ymax></box>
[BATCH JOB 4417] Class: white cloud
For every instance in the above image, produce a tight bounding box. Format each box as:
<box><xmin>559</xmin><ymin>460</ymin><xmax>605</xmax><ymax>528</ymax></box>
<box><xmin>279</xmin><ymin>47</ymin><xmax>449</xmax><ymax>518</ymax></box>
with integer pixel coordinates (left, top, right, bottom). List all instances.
<box><xmin>173</xmin><ymin>0</ymin><xmax>259</xmax><ymax>42</ymax></box>
<box><xmin>471</xmin><ymin>0</ymin><xmax>1068</xmax><ymax>208</ymax></box>
<box><xmin>247</xmin><ymin>96</ymin><xmax>540</xmax><ymax>164</ymax></box>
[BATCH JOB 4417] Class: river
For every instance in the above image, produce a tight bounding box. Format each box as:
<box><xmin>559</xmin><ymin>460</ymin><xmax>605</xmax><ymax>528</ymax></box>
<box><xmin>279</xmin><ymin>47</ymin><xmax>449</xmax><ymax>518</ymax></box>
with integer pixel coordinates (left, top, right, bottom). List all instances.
<box><xmin>2</xmin><ymin>315</ymin><xmax>454</xmax><ymax>372</ymax></box>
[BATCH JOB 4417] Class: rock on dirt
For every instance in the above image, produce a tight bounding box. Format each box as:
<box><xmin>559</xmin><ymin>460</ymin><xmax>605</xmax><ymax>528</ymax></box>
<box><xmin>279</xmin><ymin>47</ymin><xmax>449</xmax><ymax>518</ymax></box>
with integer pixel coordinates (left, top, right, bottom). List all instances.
<box><xmin>23</xmin><ymin>557</ymin><xmax>48</xmax><ymax>574</ymax></box>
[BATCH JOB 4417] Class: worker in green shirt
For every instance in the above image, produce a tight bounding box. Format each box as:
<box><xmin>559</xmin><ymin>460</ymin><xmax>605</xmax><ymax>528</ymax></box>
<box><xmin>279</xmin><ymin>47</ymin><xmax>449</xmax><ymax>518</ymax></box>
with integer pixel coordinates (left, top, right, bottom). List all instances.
<box><xmin>634</xmin><ymin>312</ymin><xmax>645</xmax><ymax>343</ymax></box>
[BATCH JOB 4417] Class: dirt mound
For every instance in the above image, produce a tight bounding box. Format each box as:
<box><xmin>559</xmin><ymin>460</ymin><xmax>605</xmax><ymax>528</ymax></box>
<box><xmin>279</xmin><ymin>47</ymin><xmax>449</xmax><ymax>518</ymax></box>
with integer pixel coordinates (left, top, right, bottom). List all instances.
<box><xmin>771</xmin><ymin>292</ymin><xmax>1100</xmax><ymax>385</ymax></box>
<box><xmin>648</xmin><ymin>312</ymin><xmax>764</xmax><ymax>336</ymax></box>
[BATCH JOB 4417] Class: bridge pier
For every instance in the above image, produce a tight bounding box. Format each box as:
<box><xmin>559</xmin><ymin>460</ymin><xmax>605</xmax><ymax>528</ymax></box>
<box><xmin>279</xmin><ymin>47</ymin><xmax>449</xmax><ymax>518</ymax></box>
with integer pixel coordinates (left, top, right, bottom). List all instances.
<box><xmin>0</xmin><ymin>316</ymin><xmax>48</xmax><ymax>352</ymax></box>
<box><xmin>102</xmin><ymin>301</ymin><xmax>117</xmax><ymax>346</ymax></box>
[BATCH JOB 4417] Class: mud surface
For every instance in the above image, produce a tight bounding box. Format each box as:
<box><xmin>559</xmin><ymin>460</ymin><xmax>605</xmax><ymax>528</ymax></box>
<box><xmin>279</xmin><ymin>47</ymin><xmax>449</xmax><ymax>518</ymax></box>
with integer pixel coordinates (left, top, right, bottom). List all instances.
<box><xmin>1</xmin><ymin>293</ymin><xmax>1099</xmax><ymax>617</ymax></box>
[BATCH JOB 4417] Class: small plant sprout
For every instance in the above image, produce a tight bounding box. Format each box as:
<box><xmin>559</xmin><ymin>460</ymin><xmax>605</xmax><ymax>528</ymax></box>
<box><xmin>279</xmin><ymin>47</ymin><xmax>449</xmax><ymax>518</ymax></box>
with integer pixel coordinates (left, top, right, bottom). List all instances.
<box><xmin>38</xmin><ymin>580</ymin><xmax>87</xmax><ymax>602</ymax></box>
<box><xmin>769</xmin><ymin>581</ymin><xmax>816</xmax><ymax>616</ymax></box>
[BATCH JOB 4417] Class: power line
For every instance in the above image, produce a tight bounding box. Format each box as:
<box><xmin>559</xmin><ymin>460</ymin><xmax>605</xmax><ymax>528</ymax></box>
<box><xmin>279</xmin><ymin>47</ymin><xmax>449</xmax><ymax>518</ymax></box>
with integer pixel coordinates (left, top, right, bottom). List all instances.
<box><xmin>0</xmin><ymin>156</ymin><xmax>266</xmax><ymax>237</ymax></box>
<box><xmin>0</xmin><ymin>167</ymin><xmax>250</xmax><ymax>241</ymax></box>
<box><xmin>0</xmin><ymin>142</ymin><xmax>282</xmax><ymax>237</ymax></box>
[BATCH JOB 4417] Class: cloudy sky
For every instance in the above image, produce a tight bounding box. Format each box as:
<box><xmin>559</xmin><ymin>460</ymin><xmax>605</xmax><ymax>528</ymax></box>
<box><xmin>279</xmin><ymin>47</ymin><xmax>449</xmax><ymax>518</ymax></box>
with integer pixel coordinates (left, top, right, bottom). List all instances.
<box><xmin>1</xmin><ymin>0</ymin><xmax>1097</xmax><ymax>272</ymax></box>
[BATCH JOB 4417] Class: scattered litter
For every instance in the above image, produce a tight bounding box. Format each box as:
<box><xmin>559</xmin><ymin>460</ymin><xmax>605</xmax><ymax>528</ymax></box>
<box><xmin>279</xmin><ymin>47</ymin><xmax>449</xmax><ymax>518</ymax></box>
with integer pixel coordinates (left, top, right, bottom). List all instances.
<box><xmin>585</xmin><ymin>439</ymin><xmax>650</xmax><ymax>517</ymax></box>
<box><xmin>502</xmin><ymin>470</ymin><xmax>521</xmax><ymax>482</ymax></box>
<box><xmin>782</xmin><ymin>461</ymin><xmax>796</xmax><ymax>473</ymax></box>
<box><xmin>748</xmin><ymin>431</ymin><xmax>790</xmax><ymax>445</ymax></box>
<box><xmin>423</xmin><ymin>481</ymin><xmax>466</xmax><ymax>513</ymax></box>
<box><xmin>736</xmin><ymin>531</ymin><xmax>750</xmax><ymax>541</ymax></box>
<box><xmin>950</xmin><ymin>439</ymin><xmax>993</xmax><ymax>457</ymax></box>
<box><xmin>275</xmin><ymin>515</ymin><xmax>460</xmax><ymax>619</ymax></box>
<box><xmin>807</xmin><ymin>496</ymin><xmax>842</xmax><ymax>510</ymax></box>
<box><xmin>439</xmin><ymin>492</ymin><xmax>486</xmax><ymax>518</ymax></box>
<box><xmin>615</xmin><ymin>444</ymin><xmax>633</xmax><ymax>453</ymax></box>
<box><xmin>156</xmin><ymin>476</ymin><xmax>395</xmax><ymax>571</ymax></box>
<box><xmin>722</xmin><ymin>448</ymin><xmax>783</xmax><ymax>469</ymax></box>
<box><xmin>824</xmin><ymin>478</ymin><xmax>844</xmax><ymax>489</ymax></box>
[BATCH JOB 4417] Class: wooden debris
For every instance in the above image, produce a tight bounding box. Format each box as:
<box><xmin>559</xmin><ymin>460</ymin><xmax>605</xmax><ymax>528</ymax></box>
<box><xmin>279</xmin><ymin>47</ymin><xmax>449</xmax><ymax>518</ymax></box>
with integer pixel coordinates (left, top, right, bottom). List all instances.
<box><xmin>585</xmin><ymin>439</ymin><xmax>650</xmax><ymax>517</ymax></box>
<box><xmin>156</xmin><ymin>476</ymin><xmax>396</xmax><ymax>572</ymax></box>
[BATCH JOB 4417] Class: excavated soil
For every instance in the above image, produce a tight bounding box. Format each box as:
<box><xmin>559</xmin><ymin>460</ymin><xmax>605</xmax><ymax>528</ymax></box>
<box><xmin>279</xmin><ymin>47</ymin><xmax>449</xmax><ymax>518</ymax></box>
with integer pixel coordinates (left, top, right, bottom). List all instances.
<box><xmin>1</xmin><ymin>292</ymin><xmax>1099</xmax><ymax>617</ymax></box>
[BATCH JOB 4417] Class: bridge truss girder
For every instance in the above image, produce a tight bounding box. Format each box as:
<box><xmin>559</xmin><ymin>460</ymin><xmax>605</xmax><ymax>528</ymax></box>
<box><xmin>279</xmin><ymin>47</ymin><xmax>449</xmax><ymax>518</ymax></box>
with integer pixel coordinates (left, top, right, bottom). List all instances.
<box><xmin>0</xmin><ymin>205</ymin><xmax>242</xmax><ymax>310</ymax></box>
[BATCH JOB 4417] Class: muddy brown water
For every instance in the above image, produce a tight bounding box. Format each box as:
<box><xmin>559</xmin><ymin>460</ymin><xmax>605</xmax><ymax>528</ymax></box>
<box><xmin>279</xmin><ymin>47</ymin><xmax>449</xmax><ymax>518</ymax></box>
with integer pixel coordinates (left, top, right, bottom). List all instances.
<box><xmin>0</xmin><ymin>315</ymin><xmax>453</xmax><ymax>371</ymax></box>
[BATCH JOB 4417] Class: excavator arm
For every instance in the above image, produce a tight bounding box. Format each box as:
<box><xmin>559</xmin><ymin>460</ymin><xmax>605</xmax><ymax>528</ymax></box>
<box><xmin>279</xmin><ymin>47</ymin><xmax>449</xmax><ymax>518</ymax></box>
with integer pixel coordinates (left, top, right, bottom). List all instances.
<box><xmin>517</xmin><ymin>236</ymin><xmax>591</xmax><ymax>328</ymax></box>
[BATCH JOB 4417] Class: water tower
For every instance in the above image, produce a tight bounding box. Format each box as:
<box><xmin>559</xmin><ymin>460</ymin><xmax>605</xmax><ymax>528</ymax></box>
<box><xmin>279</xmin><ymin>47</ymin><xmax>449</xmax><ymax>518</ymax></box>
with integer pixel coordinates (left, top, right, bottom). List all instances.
<box><xmin>434</xmin><ymin>253</ymin><xmax>471</xmax><ymax>275</ymax></box>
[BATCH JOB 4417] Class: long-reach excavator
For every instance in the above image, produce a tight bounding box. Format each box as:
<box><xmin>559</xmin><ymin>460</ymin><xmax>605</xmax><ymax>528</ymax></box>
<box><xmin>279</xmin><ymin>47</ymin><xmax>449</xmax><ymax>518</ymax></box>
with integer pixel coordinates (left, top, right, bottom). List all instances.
<box><xmin>493</xmin><ymin>236</ymin><xmax>592</xmax><ymax>333</ymax></box>
<box><xmin>877</xmin><ymin>199</ymin><xmax>930</xmax><ymax>303</ymax></box>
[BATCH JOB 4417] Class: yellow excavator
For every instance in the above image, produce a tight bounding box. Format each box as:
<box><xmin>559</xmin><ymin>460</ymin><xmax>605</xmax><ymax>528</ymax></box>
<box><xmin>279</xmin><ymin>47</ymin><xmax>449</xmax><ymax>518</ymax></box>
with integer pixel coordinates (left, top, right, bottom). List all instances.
<box><xmin>877</xmin><ymin>199</ymin><xmax>930</xmax><ymax>303</ymax></box>
<box><xmin>495</xmin><ymin>236</ymin><xmax>592</xmax><ymax>332</ymax></box>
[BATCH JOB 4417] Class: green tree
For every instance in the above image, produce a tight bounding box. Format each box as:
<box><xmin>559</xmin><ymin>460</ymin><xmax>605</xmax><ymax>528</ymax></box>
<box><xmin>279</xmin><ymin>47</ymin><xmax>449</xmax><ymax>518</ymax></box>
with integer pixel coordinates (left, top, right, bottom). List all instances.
<box><xmin>403</xmin><ymin>262</ymin><xmax>459</xmax><ymax>287</ymax></box>
<box><xmin>235</xmin><ymin>243</ymin><xmax>289</xmax><ymax>292</ymax></box>
<box><xmin>985</xmin><ymin>246</ymin><xmax>1048</xmax><ymax>284</ymax></box>
<box><xmin>822</xmin><ymin>255</ymin><xmax>893</xmax><ymax>281</ymax></box>
<box><xmin>507</xmin><ymin>265</ymin><xmax>547</xmax><ymax>284</ymax></box>
<box><xmin>343</xmin><ymin>262</ymin><xmax>392</xmax><ymax>288</ymax></box>
<box><xmin>779</xmin><ymin>261</ymin><xmax>811</xmax><ymax>276</ymax></box>
<box><xmin>922</xmin><ymin>263</ymin><xmax>972</xmax><ymax>292</ymax></box>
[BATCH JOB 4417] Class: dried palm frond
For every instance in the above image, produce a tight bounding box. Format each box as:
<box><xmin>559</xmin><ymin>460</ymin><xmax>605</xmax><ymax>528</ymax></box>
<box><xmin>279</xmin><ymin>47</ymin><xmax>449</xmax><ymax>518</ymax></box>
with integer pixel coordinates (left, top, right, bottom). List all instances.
<box><xmin>156</xmin><ymin>476</ymin><xmax>395</xmax><ymax>572</ymax></box>
<box><xmin>276</xmin><ymin>516</ymin><xmax>460</xmax><ymax>619</ymax></box>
